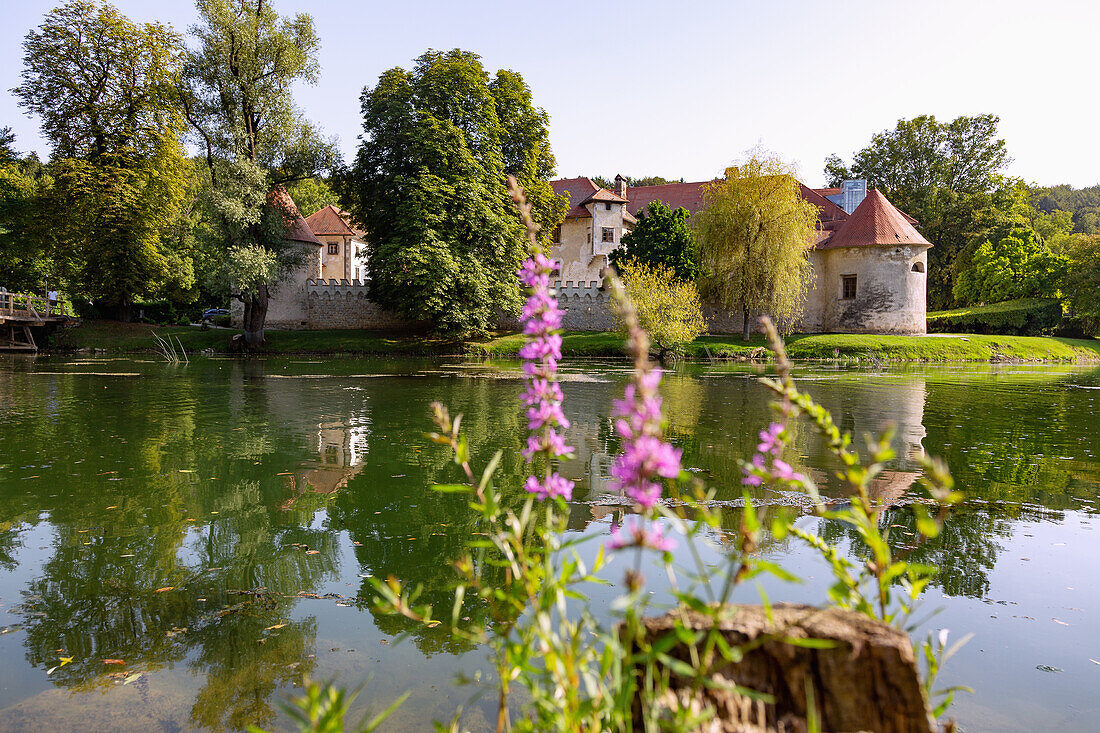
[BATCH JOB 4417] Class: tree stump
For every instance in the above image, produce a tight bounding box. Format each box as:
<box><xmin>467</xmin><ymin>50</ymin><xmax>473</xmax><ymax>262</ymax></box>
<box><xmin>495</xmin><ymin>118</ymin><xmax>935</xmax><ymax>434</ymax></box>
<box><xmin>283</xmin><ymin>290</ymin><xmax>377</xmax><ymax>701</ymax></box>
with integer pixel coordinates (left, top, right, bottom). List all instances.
<box><xmin>635</xmin><ymin>603</ymin><xmax>936</xmax><ymax>733</ymax></box>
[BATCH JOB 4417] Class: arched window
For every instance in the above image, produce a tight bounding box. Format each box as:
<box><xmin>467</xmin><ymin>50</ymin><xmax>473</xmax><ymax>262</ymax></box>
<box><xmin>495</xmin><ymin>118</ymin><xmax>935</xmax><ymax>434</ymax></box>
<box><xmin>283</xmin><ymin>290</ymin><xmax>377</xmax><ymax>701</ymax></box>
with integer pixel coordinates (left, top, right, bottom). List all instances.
<box><xmin>911</xmin><ymin>261</ymin><xmax>925</xmax><ymax>273</ymax></box>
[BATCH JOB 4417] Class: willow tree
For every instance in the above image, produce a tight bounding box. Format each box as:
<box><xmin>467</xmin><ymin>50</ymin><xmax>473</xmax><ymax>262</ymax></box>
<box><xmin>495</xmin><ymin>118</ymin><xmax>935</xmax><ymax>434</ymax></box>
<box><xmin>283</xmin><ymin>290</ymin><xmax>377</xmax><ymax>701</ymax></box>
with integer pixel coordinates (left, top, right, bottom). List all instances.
<box><xmin>695</xmin><ymin>155</ymin><xmax>820</xmax><ymax>340</ymax></box>
<box><xmin>183</xmin><ymin>0</ymin><xmax>339</xmax><ymax>345</ymax></box>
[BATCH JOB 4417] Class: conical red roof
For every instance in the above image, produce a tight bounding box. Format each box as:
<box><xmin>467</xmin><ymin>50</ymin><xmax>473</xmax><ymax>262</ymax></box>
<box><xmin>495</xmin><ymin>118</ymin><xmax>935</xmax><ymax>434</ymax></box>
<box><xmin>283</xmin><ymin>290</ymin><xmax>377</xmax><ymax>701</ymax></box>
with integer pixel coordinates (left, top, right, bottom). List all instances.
<box><xmin>268</xmin><ymin>188</ymin><xmax>323</xmax><ymax>245</ymax></box>
<box><xmin>821</xmin><ymin>188</ymin><xmax>931</xmax><ymax>249</ymax></box>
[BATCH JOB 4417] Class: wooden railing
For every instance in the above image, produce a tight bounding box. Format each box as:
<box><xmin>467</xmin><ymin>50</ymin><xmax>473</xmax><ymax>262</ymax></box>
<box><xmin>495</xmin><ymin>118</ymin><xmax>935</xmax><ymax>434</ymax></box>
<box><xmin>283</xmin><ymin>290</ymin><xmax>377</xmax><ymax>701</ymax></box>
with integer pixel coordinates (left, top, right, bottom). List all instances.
<box><xmin>0</xmin><ymin>291</ymin><xmax>66</xmax><ymax>320</ymax></box>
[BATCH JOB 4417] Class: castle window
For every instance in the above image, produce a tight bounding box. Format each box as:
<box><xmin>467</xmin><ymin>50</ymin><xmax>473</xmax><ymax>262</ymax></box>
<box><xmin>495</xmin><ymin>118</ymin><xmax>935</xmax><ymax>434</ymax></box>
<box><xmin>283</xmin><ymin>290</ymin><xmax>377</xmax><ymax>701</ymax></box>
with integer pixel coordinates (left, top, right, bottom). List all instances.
<box><xmin>552</xmin><ymin>225</ymin><xmax>561</xmax><ymax>244</ymax></box>
<box><xmin>841</xmin><ymin>275</ymin><xmax>857</xmax><ymax>300</ymax></box>
<box><xmin>912</xmin><ymin>261</ymin><xmax>925</xmax><ymax>273</ymax></box>
<box><xmin>604</xmin><ymin>202</ymin><xmax>612</xmax><ymax>211</ymax></box>
<box><xmin>328</xmin><ymin>243</ymin><xmax>339</xmax><ymax>255</ymax></box>
<box><xmin>601</xmin><ymin>227</ymin><xmax>614</xmax><ymax>243</ymax></box>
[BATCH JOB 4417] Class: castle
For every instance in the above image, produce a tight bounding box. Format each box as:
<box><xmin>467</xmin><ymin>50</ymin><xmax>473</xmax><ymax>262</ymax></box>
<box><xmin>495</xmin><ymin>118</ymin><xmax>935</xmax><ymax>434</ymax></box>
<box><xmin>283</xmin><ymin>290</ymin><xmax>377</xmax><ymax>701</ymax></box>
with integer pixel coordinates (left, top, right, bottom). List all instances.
<box><xmin>250</xmin><ymin>175</ymin><xmax>931</xmax><ymax>335</ymax></box>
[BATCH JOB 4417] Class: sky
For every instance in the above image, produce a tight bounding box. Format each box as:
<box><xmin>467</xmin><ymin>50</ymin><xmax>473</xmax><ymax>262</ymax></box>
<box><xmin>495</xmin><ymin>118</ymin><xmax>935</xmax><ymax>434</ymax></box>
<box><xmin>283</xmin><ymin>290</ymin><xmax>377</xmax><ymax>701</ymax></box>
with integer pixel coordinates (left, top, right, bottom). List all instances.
<box><xmin>2</xmin><ymin>0</ymin><xmax>1098</xmax><ymax>189</ymax></box>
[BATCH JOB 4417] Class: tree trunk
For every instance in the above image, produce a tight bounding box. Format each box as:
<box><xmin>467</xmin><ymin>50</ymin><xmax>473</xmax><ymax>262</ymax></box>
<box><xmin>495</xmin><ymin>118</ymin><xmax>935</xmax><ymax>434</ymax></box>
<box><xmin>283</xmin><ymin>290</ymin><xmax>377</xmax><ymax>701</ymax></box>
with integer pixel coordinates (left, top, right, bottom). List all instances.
<box><xmin>631</xmin><ymin>604</ymin><xmax>936</xmax><ymax>733</ymax></box>
<box><xmin>242</xmin><ymin>285</ymin><xmax>268</xmax><ymax>348</ymax></box>
<box><xmin>742</xmin><ymin>306</ymin><xmax>751</xmax><ymax>341</ymax></box>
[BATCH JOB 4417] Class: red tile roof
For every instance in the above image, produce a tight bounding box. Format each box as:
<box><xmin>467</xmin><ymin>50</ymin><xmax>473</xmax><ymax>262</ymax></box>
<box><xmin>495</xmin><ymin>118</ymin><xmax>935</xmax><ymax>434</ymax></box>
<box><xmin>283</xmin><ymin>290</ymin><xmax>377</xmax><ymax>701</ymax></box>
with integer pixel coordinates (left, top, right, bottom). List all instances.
<box><xmin>815</xmin><ymin>187</ymin><xmax>842</xmax><ymax>196</ymax></box>
<box><xmin>551</xmin><ymin>177</ymin><xmax>600</xmax><ymax>218</ymax></box>
<box><xmin>269</xmin><ymin>188</ymin><xmax>322</xmax><ymax>245</ymax></box>
<box><xmin>305</xmin><ymin>204</ymin><xmax>356</xmax><ymax>237</ymax></box>
<box><xmin>625</xmin><ymin>181</ymin><xmax>709</xmax><ymax>217</ymax></box>
<box><xmin>822</xmin><ymin>188</ymin><xmax>932</xmax><ymax>249</ymax></box>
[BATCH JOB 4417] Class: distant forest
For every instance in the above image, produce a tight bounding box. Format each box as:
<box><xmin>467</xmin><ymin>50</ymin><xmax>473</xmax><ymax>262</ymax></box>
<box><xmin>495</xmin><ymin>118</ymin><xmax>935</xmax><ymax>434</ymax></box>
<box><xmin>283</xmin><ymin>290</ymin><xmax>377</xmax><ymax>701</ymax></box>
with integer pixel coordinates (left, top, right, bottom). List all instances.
<box><xmin>1031</xmin><ymin>184</ymin><xmax>1100</xmax><ymax>234</ymax></box>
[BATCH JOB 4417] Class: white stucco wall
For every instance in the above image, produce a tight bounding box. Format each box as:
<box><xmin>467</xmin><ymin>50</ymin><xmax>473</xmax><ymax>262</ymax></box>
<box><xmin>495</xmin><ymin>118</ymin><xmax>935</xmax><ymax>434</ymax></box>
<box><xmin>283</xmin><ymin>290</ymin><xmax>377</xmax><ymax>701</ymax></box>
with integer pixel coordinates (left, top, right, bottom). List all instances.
<box><xmin>815</xmin><ymin>245</ymin><xmax>929</xmax><ymax>334</ymax></box>
<box><xmin>265</xmin><ymin>242</ymin><xmax>323</xmax><ymax>329</ymax></box>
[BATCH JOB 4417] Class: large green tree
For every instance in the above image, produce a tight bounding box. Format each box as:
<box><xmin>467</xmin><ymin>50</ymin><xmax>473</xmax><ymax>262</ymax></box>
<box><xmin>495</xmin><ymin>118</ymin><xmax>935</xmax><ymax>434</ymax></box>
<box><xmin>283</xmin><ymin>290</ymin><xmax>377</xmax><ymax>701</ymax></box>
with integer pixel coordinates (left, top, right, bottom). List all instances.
<box><xmin>609</xmin><ymin>200</ymin><xmax>696</xmax><ymax>281</ymax></box>
<box><xmin>824</xmin><ymin>114</ymin><xmax>1011</xmax><ymax>309</ymax></box>
<box><xmin>952</xmin><ymin>225</ymin><xmax>1067</xmax><ymax>305</ymax></box>
<box><xmin>183</xmin><ymin>0</ymin><xmax>339</xmax><ymax>345</ymax></box>
<box><xmin>13</xmin><ymin>1</ymin><xmax>191</xmax><ymax>315</ymax></box>
<box><xmin>694</xmin><ymin>154</ymin><xmax>819</xmax><ymax>341</ymax></box>
<box><xmin>341</xmin><ymin>49</ymin><xmax>564</xmax><ymax>335</ymax></box>
<box><xmin>0</xmin><ymin>130</ymin><xmax>53</xmax><ymax>292</ymax></box>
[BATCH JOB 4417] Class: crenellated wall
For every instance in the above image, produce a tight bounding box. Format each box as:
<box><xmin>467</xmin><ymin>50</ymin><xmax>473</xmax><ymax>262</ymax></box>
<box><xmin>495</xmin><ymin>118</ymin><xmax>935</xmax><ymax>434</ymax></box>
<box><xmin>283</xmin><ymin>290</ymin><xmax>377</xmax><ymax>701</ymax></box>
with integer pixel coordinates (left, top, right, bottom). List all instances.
<box><xmin>305</xmin><ymin>279</ymin><xmax>411</xmax><ymax>330</ymax></box>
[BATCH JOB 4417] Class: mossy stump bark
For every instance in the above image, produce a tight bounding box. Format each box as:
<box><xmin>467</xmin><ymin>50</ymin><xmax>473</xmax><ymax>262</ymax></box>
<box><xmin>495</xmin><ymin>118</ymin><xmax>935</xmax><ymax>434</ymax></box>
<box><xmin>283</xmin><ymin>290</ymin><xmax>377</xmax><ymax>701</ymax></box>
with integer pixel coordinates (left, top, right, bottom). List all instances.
<box><xmin>636</xmin><ymin>603</ymin><xmax>936</xmax><ymax>733</ymax></box>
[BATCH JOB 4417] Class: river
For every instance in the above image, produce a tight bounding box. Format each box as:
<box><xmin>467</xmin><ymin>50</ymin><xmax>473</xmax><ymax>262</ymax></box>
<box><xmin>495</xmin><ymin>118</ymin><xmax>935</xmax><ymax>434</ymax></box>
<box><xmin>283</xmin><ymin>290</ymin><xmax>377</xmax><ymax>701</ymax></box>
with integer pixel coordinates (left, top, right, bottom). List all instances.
<box><xmin>0</xmin><ymin>356</ymin><xmax>1096</xmax><ymax>731</ymax></box>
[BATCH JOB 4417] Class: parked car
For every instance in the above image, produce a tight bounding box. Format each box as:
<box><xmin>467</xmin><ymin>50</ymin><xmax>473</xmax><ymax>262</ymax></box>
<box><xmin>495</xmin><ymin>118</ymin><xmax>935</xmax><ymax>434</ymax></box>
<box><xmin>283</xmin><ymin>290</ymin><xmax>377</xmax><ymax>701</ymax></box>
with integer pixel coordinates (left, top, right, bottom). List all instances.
<box><xmin>202</xmin><ymin>308</ymin><xmax>230</xmax><ymax>320</ymax></box>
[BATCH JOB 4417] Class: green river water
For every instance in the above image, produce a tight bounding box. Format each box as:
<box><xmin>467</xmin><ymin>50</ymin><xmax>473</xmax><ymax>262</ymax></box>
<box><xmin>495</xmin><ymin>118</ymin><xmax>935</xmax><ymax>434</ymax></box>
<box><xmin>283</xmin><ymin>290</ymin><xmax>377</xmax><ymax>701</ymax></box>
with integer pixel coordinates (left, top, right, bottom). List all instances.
<box><xmin>0</xmin><ymin>356</ymin><xmax>1097</xmax><ymax>731</ymax></box>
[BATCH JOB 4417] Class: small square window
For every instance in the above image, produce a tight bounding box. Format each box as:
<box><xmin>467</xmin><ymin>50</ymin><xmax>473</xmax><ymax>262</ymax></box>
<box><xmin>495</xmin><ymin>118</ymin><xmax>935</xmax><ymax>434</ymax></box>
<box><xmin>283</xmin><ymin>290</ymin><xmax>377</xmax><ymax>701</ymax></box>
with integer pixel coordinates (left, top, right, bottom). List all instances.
<box><xmin>601</xmin><ymin>227</ymin><xmax>614</xmax><ymax>243</ymax></box>
<box><xmin>841</xmin><ymin>275</ymin><xmax>857</xmax><ymax>300</ymax></box>
<box><xmin>328</xmin><ymin>243</ymin><xmax>339</xmax><ymax>255</ymax></box>
<box><xmin>604</xmin><ymin>202</ymin><xmax>612</xmax><ymax>211</ymax></box>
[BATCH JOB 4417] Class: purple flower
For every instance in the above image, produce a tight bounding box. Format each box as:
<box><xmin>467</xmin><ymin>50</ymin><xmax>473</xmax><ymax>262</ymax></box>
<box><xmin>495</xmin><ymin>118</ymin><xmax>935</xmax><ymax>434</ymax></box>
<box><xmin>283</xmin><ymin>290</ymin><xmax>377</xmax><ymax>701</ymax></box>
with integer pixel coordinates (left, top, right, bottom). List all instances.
<box><xmin>524</xmin><ymin>473</ymin><xmax>574</xmax><ymax>501</ymax></box>
<box><xmin>517</xmin><ymin>250</ymin><xmax>573</xmax><ymax>501</ymax></box>
<box><xmin>606</xmin><ymin>517</ymin><xmax>676</xmax><ymax>552</ymax></box>
<box><xmin>608</xmin><ymin>352</ymin><xmax>681</xmax><ymax>509</ymax></box>
<box><xmin>757</xmin><ymin>423</ymin><xmax>784</xmax><ymax>456</ymax></box>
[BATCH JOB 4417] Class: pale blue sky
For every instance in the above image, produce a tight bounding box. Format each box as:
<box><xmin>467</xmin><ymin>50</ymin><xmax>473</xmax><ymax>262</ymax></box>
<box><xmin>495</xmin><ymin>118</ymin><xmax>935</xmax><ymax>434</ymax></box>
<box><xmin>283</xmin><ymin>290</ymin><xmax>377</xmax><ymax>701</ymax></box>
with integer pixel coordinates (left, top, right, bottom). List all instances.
<box><xmin>2</xmin><ymin>0</ymin><xmax>1097</xmax><ymax>188</ymax></box>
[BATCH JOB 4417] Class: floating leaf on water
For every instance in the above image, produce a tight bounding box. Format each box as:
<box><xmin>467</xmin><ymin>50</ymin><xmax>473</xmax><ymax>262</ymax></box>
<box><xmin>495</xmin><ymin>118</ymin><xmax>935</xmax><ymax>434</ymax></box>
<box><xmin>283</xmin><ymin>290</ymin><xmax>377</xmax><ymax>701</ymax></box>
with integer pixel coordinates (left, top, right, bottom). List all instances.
<box><xmin>1052</xmin><ymin>618</ymin><xmax>1069</xmax><ymax>626</ymax></box>
<box><xmin>59</xmin><ymin>657</ymin><xmax>72</xmax><ymax>666</ymax></box>
<box><xmin>1036</xmin><ymin>664</ymin><xmax>1063</xmax><ymax>673</ymax></box>
<box><xmin>154</xmin><ymin>586</ymin><xmax>174</xmax><ymax>593</ymax></box>
<box><xmin>104</xmin><ymin>506</ymin><xmax>118</xmax><ymax>510</ymax></box>
<box><xmin>46</xmin><ymin>666</ymin><xmax>57</xmax><ymax>675</ymax></box>
<box><xmin>119</xmin><ymin>554</ymin><xmax>135</xmax><ymax>558</ymax></box>
<box><xmin>102</xmin><ymin>659</ymin><xmax>125</xmax><ymax>665</ymax></box>
<box><xmin>264</xmin><ymin>623</ymin><xmax>287</xmax><ymax>631</ymax></box>
<box><xmin>1090</xmin><ymin>659</ymin><xmax>1100</xmax><ymax>665</ymax></box>
<box><xmin>178</xmin><ymin>470</ymin><xmax>194</xmax><ymax>473</ymax></box>
<box><xmin>305</xmin><ymin>550</ymin><xmax>319</xmax><ymax>555</ymax></box>
<box><xmin>122</xmin><ymin>672</ymin><xmax>143</xmax><ymax>685</ymax></box>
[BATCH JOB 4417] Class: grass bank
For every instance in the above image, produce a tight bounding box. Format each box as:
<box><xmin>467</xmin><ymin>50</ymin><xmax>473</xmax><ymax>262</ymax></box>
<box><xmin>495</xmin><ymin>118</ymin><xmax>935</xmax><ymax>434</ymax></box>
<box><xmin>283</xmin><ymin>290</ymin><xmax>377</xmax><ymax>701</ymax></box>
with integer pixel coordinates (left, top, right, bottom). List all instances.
<box><xmin>47</xmin><ymin>319</ymin><xmax>1100</xmax><ymax>363</ymax></box>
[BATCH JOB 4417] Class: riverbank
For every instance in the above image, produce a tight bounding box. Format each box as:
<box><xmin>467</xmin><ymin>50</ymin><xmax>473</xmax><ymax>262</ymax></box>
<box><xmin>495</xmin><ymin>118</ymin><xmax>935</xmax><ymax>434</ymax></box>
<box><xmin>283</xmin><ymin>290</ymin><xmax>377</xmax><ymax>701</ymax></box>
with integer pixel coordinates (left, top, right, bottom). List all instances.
<box><xmin>44</xmin><ymin>320</ymin><xmax>1100</xmax><ymax>363</ymax></box>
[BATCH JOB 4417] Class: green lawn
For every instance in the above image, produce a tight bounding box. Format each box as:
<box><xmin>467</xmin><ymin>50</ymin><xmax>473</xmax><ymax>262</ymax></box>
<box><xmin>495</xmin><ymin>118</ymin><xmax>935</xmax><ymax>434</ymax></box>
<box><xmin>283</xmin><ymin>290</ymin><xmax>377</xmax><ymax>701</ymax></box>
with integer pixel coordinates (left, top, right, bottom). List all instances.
<box><xmin>49</xmin><ymin>319</ymin><xmax>1100</xmax><ymax>363</ymax></box>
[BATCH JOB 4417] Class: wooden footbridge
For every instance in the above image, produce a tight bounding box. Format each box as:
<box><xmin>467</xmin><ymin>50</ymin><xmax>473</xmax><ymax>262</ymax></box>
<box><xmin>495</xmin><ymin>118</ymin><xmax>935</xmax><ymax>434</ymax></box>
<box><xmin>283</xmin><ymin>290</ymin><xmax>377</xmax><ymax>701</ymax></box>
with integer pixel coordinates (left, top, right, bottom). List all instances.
<box><xmin>0</xmin><ymin>291</ymin><xmax>76</xmax><ymax>352</ymax></box>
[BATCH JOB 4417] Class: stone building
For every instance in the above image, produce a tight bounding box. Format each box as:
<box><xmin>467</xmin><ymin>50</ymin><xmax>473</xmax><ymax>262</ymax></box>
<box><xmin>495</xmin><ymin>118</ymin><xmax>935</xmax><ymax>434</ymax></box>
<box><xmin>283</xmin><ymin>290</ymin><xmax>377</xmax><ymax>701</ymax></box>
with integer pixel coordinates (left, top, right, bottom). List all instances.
<box><xmin>249</xmin><ymin>174</ymin><xmax>931</xmax><ymax>335</ymax></box>
<box><xmin>303</xmin><ymin>204</ymin><xmax>369</xmax><ymax>282</ymax></box>
<box><xmin>549</xmin><ymin>174</ymin><xmax>931</xmax><ymax>335</ymax></box>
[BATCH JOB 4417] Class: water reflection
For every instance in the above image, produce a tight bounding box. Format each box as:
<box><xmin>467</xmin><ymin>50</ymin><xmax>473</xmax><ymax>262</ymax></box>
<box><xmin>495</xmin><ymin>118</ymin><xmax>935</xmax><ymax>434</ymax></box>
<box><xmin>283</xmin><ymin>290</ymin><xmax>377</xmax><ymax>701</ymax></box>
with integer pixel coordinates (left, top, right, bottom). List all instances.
<box><xmin>0</xmin><ymin>358</ymin><xmax>1097</xmax><ymax>731</ymax></box>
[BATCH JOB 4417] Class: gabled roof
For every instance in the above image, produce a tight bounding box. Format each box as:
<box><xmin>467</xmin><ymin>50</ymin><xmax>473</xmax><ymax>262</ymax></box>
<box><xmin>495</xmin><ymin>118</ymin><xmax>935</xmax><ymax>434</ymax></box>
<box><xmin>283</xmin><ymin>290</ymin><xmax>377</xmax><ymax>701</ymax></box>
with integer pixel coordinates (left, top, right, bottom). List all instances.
<box><xmin>821</xmin><ymin>188</ymin><xmax>932</xmax><ymax>249</ymax></box>
<box><xmin>625</xmin><ymin>182</ymin><xmax>709</xmax><ymax>217</ymax></box>
<box><xmin>551</xmin><ymin>177</ymin><xmax>601</xmax><ymax>218</ymax></box>
<box><xmin>799</xmin><ymin>184</ymin><xmax>848</xmax><ymax>231</ymax></box>
<box><xmin>551</xmin><ymin>177</ymin><xmax>630</xmax><ymax>218</ymax></box>
<box><xmin>305</xmin><ymin>204</ymin><xmax>357</xmax><ymax>237</ymax></box>
<box><xmin>269</xmin><ymin>188</ymin><xmax>322</xmax><ymax>245</ymax></box>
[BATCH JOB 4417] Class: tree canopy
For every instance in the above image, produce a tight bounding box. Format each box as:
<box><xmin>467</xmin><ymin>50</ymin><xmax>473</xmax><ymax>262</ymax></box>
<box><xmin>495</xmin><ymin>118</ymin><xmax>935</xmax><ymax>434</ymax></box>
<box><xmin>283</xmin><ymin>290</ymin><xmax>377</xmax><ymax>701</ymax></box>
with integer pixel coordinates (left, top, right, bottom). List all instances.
<box><xmin>591</xmin><ymin>175</ymin><xmax>683</xmax><ymax>189</ymax></box>
<box><xmin>824</xmin><ymin>114</ymin><xmax>1011</xmax><ymax>309</ymax></box>
<box><xmin>694</xmin><ymin>154</ymin><xmax>819</xmax><ymax>340</ymax></box>
<box><xmin>12</xmin><ymin>0</ymin><xmax>191</xmax><ymax>314</ymax></box>
<box><xmin>183</xmin><ymin>0</ymin><xmax>339</xmax><ymax>343</ymax></box>
<box><xmin>953</xmin><ymin>225</ymin><xmax>1067</xmax><ymax>305</ymax></box>
<box><xmin>609</xmin><ymin>200</ymin><xmax>696</xmax><ymax>281</ymax></box>
<box><xmin>341</xmin><ymin>49</ymin><xmax>563</xmax><ymax>335</ymax></box>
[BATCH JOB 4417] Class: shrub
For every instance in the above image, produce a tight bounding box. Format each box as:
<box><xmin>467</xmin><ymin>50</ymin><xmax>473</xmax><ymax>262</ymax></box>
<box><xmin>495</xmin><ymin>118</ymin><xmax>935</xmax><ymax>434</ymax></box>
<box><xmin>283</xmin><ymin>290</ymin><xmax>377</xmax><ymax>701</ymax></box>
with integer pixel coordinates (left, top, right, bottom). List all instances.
<box><xmin>927</xmin><ymin>298</ymin><xmax>1063</xmax><ymax>335</ymax></box>
<box><xmin>617</xmin><ymin>259</ymin><xmax>706</xmax><ymax>357</ymax></box>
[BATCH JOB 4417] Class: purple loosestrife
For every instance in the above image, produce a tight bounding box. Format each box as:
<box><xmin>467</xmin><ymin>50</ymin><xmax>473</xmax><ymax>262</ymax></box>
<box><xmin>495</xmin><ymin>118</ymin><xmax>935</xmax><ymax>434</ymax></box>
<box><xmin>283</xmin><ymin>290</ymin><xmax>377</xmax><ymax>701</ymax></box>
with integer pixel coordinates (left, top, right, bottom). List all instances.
<box><xmin>509</xmin><ymin>177</ymin><xmax>573</xmax><ymax>502</ymax></box>
<box><xmin>601</xmin><ymin>273</ymin><xmax>683</xmax><ymax>555</ymax></box>
<box><xmin>607</xmin><ymin>279</ymin><xmax>682</xmax><ymax>511</ymax></box>
<box><xmin>742</xmin><ymin>422</ymin><xmax>808</xmax><ymax>487</ymax></box>
<box><xmin>607</xmin><ymin>517</ymin><xmax>675</xmax><ymax>552</ymax></box>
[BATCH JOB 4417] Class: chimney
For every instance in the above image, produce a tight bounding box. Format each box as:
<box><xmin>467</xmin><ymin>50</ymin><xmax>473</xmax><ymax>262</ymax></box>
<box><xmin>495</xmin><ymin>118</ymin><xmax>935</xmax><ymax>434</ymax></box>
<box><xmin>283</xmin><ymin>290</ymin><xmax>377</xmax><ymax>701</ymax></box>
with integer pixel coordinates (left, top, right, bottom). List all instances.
<box><xmin>614</xmin><ymin>173</ymin><xmax>627</xmax><ymax>198</ymax></box>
